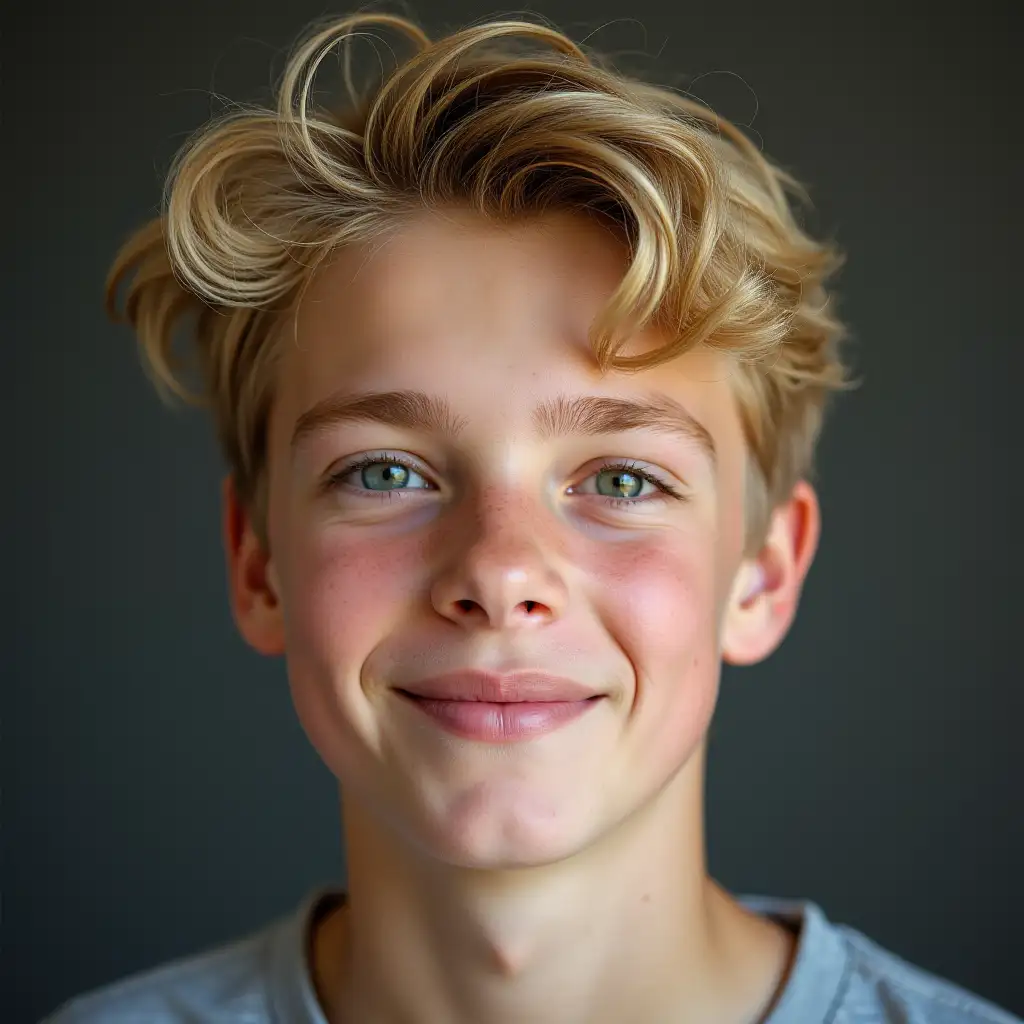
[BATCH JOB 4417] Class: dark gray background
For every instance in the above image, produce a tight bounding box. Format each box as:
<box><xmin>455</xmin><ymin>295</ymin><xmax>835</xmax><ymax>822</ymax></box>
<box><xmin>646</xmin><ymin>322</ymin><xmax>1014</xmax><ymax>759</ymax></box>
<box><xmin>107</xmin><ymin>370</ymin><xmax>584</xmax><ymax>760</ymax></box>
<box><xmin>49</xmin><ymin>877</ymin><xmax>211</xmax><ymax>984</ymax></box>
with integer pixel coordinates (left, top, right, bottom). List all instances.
<box><xmin>5</xmin><ymin>2</ymin><xmax>1021</xmax><ymax>1021</ymax></box>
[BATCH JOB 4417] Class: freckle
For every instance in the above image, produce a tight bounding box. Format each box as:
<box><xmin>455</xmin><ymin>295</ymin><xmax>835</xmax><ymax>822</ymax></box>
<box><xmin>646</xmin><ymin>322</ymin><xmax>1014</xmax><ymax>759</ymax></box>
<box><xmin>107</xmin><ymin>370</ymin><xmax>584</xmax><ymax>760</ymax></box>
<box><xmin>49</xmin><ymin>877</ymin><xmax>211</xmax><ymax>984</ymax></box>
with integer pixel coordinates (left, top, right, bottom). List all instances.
<box><xmin>641</xmin><ymin>893</ymin><xmax>651</xmax><ymax>903</ymax></box>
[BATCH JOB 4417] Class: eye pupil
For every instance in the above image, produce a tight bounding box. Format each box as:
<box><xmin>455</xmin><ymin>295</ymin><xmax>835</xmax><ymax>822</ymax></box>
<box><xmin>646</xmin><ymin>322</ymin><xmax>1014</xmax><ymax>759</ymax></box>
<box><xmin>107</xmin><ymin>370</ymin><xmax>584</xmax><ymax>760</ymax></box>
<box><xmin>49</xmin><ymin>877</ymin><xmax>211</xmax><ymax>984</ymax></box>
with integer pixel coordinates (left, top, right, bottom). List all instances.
<box><xmin>598</xmin><ymin>469</ymin><xmax>643</xmax><ymax>499</ymax></box>
<box><xmin>364</xmin><ymin>462</ymin><xmax>410</xmax><ymax>490</ymax></box>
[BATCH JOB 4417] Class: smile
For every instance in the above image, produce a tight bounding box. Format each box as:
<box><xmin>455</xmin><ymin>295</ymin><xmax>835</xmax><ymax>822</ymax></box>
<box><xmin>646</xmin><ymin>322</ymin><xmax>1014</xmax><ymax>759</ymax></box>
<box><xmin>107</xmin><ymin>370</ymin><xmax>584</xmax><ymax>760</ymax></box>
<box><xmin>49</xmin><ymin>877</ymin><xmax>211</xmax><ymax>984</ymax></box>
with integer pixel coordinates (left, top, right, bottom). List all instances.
<box><xmin>397</xmin><ymin>692</ymin><xmax>604</xmax><ymax>742</ymax></box>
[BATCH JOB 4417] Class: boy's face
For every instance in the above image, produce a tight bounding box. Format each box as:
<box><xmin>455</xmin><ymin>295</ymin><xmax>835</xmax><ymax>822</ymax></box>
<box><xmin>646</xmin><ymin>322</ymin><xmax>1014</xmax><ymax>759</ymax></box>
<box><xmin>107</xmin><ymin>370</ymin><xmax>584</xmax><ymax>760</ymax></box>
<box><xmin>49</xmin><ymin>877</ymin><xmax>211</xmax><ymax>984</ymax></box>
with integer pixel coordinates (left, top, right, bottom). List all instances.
<box><xmin>228</xmin><ymin>209</ymin><xmax>816</xmax><ymax>868</ymax></box>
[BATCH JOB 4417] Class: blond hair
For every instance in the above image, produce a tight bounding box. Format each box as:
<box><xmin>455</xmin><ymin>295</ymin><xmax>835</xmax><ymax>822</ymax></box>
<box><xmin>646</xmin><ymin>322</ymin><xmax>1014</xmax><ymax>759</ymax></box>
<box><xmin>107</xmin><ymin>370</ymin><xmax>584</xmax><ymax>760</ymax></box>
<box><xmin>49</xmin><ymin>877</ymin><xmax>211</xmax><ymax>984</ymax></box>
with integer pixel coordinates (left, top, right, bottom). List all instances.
<box><xmin>106</xmin><ymin>11</ymin><xmax>849</xmax><ymax>554</ymax></box>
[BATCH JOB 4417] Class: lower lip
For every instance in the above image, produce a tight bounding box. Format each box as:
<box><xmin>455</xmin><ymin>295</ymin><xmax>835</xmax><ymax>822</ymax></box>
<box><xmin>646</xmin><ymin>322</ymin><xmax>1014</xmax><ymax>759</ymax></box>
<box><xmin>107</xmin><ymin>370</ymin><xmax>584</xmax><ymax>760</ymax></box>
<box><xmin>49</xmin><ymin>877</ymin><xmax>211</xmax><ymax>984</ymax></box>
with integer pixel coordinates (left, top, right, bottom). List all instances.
<box><xmin>399</xmin><ymin>693</ymin><xmax>602</xmax><ymax>742</ymax></box>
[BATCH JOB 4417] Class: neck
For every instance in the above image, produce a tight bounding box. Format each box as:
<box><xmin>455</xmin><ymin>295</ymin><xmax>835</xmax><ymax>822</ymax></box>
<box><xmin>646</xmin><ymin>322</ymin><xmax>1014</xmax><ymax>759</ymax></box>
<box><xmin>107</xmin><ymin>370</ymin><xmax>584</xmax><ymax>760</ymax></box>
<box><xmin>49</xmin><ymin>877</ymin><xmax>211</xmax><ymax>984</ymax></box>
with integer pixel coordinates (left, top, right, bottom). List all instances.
<box><xmin>313</xmin><ymin>755</ymin><xmax>795</xmax><ymax>1024</ymax></box>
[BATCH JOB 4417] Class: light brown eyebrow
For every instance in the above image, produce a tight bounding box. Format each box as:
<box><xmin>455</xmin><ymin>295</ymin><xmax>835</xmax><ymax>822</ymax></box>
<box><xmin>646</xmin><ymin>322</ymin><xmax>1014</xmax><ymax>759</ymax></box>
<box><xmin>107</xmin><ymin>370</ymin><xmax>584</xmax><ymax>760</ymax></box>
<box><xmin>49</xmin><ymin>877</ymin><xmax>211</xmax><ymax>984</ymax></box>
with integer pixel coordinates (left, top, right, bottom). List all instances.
<box><xmin>291</xmin><ymin>389</ymin><xmax>716</xmax><ymax>465</ymax></box>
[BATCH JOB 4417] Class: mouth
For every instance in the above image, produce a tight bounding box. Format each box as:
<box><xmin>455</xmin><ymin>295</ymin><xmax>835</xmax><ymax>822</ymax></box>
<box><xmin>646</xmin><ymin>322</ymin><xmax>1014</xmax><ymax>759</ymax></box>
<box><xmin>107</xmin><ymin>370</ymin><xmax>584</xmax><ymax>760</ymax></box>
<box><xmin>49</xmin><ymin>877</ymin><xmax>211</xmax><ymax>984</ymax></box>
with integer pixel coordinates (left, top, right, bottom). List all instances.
<box><xmin>396</xmin><ymin>669</ymin><xmax>602</xmax><ymax>704</ymax></box>
<box><xmin>397</xmin><ymin>691</ymin><xmax>604</xmax><ymax>743</ymax></box>
<box><xmin>393</xmin><ymin>669</ymin><xmax>605</xmax><ymax>742</ymax></box>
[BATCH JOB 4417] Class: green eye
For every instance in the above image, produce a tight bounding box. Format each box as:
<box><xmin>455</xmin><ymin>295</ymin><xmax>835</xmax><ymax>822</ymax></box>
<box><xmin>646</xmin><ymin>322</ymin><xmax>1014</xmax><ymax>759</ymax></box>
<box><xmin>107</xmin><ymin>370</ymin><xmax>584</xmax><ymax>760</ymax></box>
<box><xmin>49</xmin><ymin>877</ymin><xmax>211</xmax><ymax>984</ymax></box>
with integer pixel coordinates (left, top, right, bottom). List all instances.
<box><xmin>329</xmin><ymin>453</ymin><xmax>432</xmax><ymax>494</ymax></box>
<box><xmin>594</xmin><ymin>467</ymin><xmax>646</xmax><ymax>500</ymax></box>
<box><xmin>327</xmin><ymin>454</ymin><xmax>686</xmax><ymax>508</ymax></box>
<box><xmin>360</xmin><ymin>461</ymin><xmax>411</xmax><ymax>490</ymax></box>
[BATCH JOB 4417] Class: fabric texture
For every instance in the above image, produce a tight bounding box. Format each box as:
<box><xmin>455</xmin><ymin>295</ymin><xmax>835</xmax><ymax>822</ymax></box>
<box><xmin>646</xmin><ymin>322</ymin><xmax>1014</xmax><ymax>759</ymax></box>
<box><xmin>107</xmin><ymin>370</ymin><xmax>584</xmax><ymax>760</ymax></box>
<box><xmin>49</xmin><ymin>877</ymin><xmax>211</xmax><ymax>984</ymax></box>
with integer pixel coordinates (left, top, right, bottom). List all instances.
<box><xmin>42</xmin><ymin>888</ymin><xmax>1021</xmax><ymax>1023</ymax></box>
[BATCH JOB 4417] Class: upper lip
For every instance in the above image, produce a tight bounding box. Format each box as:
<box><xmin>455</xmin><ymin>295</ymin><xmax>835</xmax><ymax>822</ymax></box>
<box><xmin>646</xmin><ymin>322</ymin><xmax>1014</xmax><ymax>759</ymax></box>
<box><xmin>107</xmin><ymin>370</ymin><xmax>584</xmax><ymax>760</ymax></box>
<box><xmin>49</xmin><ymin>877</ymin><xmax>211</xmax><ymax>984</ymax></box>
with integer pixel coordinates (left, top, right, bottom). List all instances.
<box><xmin>398</xmin><ymin>670</ymin><xmax>601</xmax><ymax>703</ymax></box>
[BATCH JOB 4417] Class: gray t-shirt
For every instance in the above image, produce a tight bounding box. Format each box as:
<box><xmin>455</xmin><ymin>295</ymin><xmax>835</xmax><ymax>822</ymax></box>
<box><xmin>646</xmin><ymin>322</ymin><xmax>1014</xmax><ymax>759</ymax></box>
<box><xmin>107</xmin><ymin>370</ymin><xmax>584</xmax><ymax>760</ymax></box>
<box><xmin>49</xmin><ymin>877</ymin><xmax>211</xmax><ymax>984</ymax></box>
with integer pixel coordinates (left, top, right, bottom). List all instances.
<box><xmin>41</xmin><ymin>889</ymin><xmax>1021</xmax><ymax>1023</ymax></box>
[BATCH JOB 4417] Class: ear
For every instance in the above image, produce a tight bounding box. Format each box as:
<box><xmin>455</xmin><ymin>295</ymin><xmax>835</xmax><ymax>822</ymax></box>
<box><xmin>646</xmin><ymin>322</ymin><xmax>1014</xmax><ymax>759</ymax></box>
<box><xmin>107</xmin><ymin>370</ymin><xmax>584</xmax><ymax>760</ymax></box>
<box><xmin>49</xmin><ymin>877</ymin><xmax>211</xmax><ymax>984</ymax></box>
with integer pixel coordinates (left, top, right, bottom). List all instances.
<box><xmin>222</xmin><ymin>475</ymin><xmax>285</xmax><ymax>656</ymax></box>
<box><xmin>721</xmin><ymin>479</ymin><xmax>821</xmax><ymax>666</ymax></box>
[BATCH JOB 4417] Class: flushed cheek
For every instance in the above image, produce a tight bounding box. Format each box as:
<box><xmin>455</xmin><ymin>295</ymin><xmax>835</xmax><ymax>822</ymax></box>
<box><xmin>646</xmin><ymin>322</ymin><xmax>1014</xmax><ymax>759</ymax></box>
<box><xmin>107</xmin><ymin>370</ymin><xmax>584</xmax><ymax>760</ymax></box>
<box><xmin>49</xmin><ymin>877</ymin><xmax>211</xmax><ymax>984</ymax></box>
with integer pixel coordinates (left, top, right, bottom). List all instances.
<box><xmin>290</xmin><ymin>541</ymin><xmax>408</xmax><ymax>654</ymax></box>
<box><xmin>587</xmin><ymin>539</ymin><xmax>721</xmax><ymax>768</ymax></box>
<box><xmin>277</xmin><ymin>532</ymin><xmax>423</xmax><ymax>766</ymax></box>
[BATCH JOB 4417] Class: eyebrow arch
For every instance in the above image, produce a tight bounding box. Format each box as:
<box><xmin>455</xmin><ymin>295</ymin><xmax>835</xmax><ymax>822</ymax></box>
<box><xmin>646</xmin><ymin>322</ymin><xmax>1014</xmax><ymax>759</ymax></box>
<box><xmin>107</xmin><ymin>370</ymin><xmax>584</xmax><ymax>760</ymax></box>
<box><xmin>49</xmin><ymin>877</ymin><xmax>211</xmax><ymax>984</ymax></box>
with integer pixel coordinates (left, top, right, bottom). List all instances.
<box><xmin>291</xmin><ymin>389</ymin><xmax>716</xmax><ymax>465</ymax></box>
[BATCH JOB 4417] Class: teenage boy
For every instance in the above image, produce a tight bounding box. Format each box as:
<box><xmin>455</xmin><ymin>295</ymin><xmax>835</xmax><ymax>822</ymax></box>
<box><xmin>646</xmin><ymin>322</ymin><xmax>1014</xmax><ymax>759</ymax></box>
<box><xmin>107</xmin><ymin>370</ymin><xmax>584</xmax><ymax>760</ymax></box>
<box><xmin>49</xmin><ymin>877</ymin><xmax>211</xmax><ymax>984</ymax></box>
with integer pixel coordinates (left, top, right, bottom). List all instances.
<box><xmin>44</xmin><ymin>12</ymin><xmax>1020</xmax><ymax>1024</ymax></box>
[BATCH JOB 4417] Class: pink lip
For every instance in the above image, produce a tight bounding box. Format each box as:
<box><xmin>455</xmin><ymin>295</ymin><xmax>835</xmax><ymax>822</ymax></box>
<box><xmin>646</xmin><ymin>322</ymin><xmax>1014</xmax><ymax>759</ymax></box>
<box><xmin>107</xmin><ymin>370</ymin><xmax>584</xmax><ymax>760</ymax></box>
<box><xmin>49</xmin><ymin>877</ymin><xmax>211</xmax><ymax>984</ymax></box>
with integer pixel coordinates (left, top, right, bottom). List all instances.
<box><xmin>397</xmin><ymin>669</ymin><xmax>599</xmax><ymax>703</ymax></box>
<box><xmin>395</xmin><ymin>670</ymin><xmax>605</xmax><ymax>742</ymax></box>
<box><xmin>399</xmin><ymin>694</ymin><xmax>602</xmax><ymax>742</ymax></box>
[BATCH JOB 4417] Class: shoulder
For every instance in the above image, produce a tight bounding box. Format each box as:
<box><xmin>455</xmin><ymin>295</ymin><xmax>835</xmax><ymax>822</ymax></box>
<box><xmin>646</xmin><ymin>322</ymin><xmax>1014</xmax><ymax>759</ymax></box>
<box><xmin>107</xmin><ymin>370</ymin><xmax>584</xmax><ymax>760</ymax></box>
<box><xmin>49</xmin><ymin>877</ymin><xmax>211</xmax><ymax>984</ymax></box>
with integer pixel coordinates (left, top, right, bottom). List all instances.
<box><xmin>835</xmin><ymin>926</ymin><xmax>1021</xmax><ymax>1024</ymax></box>
<box><xmin>39</xmin><ymin>926</ymin><xmax>279</xmax><ymax>1024</ymax></box>
<box><xmin>743</xmin><ymin>895</ymin><xmax>1021</xmax><ymax>1024</ymax></box>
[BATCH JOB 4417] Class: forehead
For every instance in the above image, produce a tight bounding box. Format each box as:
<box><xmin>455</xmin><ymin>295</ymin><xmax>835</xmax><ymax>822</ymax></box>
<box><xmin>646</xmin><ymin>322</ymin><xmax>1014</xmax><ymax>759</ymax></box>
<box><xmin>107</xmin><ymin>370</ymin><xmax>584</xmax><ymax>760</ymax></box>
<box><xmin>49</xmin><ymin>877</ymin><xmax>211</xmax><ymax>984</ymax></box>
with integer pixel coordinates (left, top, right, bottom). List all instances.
<box><xmin>276</xmin><ymin>209</ymin><xmax>744</xmax><ymax>455</ymax></box>
<box><xmin>296</xmin><ymin>210</ymin><xmax>627</xmax><ymax>364</ymax></box>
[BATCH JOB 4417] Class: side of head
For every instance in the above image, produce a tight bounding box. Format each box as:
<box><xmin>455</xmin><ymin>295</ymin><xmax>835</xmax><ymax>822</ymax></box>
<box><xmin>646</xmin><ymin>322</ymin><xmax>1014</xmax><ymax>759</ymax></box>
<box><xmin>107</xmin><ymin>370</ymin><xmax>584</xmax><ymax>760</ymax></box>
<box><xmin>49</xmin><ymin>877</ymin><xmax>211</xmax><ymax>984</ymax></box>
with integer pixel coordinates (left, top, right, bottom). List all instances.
<box><xmin>108</xmin><ymin>13</ymin><xmax>847</xmax><ymax>867</ymax></box>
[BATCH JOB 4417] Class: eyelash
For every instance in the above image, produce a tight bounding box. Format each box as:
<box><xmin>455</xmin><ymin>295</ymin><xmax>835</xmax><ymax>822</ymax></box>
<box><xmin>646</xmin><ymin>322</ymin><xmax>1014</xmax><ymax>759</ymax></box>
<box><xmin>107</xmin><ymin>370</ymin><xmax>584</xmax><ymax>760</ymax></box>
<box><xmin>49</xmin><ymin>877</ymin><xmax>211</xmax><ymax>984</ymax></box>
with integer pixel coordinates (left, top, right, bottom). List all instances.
<box><xmin>326</xmin><ymin>452</ymin><xmax>687</xmax><ymax>509</ymax></box>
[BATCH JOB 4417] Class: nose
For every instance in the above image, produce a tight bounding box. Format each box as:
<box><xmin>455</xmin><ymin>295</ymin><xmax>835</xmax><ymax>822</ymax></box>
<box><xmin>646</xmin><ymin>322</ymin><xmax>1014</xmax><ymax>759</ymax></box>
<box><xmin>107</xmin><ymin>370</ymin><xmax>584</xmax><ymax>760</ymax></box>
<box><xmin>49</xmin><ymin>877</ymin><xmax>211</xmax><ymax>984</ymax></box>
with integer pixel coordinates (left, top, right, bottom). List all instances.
<box><xmin>429</xmin><ymin>498</ymin><xmax>569</xmax><ymax>630</ymax></box>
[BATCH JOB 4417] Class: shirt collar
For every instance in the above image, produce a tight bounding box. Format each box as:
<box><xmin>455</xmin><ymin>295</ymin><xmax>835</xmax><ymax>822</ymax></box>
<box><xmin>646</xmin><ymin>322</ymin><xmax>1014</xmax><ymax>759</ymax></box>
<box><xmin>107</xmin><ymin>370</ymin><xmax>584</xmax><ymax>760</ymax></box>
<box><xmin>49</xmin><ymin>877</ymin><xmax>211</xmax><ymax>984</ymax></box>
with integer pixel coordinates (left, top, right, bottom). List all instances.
<box><xmin>269</xmin><ymin>888</ymin><xmax>852</xmax><ymax>1024</ymax></box>
<box><xmin>739</xmin><ymin>894</ymin><xmax>852</xmax><ymax>1024</ymax></box>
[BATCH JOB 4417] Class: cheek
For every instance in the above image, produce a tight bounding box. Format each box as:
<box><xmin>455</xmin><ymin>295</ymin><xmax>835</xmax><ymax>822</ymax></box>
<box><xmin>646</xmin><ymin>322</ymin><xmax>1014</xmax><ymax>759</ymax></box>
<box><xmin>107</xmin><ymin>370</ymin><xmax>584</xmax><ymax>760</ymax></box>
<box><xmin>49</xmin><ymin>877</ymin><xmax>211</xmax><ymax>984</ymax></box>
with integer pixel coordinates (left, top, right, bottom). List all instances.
<box><xmin>281</xmin><ymin>531</ymin><xmax>416</xmax><ymax>666</ymax></box>
<box><xmin>586</xmin><ymin>536</ymin><xmax>721</xmax><ymax>768</ymax></box>
<box><xmin>274</xmin><ymin>529</ymin><xmax>426</xmax><ymax>773</ymax></box>
<box><xmin>589</xmin><ymin>535</ymin><xmax>719</xmax><ymax>671</ymax></box>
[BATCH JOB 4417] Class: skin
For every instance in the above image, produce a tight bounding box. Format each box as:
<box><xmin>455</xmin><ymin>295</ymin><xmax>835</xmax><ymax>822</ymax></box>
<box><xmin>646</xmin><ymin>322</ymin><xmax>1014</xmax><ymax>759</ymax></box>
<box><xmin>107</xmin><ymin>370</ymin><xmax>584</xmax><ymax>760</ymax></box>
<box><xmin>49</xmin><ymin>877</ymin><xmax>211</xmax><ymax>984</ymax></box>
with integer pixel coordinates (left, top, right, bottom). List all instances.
<box><xmin>224</xmin><ymin>208</ymin><xmax>820</xmax><ymax>1023</ymax></box>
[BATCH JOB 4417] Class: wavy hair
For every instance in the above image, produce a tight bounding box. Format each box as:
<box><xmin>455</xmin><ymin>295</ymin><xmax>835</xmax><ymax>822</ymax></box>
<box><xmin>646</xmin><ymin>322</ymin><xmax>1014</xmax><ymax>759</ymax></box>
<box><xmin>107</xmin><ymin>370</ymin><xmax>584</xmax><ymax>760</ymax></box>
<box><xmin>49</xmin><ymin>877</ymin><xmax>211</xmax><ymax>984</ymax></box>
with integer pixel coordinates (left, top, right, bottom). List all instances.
<box><xmin>106</xmin><ymin>11</ymin><xmax>850</xmax><ymax>553</ymax></box>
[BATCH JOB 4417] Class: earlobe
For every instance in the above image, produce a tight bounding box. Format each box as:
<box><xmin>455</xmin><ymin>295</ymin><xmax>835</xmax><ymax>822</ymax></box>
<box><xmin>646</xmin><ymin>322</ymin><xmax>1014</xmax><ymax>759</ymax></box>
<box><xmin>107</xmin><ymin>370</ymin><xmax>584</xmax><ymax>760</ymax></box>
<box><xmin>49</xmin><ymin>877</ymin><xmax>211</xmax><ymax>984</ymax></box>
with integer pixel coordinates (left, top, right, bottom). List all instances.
<box><xmin>222</xmin><ymin>475</ymin><xmax>286</xmax><ymax>657</ymax></box>
<box><xmin>721</xmin><ymin>480</ymin><xmax>821</xmax><ymax>667</ymax></box>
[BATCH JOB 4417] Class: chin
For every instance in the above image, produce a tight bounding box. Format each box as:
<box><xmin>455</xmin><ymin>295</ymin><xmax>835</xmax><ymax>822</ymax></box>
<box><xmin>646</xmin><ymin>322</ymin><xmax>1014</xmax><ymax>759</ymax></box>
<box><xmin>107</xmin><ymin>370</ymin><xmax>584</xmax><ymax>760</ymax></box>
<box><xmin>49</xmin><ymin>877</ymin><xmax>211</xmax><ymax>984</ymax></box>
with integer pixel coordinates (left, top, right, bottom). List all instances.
<box><xmin>422</xmin><ymin>831</ymin><xmax>596</xmax><ymax>872</ymax></box>
<box><xmin>406</xmin><ymin>785</ymin><xmax>606</xmax><ymax>870</ymax></box>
